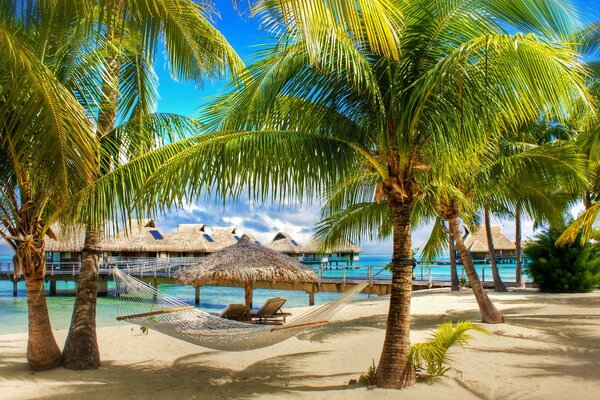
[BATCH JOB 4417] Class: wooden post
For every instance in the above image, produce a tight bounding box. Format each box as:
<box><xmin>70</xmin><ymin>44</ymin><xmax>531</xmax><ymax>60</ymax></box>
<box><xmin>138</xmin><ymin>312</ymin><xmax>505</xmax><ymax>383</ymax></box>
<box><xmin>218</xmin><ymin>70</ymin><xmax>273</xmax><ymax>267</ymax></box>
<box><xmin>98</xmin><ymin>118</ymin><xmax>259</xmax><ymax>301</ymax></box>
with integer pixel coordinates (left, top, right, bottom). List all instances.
<box><xmin>308</xmin><ymin>290</ymin><xmax>315</xmax><ymax>306</ymax></box>
<box><xmin>195</xmin><ymin>286</ymin><xmax>200</xmax><ymax>305</ymax></box>
<box><xmin>244</xmin><ymin>282</ymin><xmax>253</xmax><ymax>309</ymax></box>
<box><xmin>243</xmin><ymin>282</ymin><xmax>253</xmax><ymax>320</ymax></box>
<box><xmin>12</xmin><ymin>278</ymin><xmax>18</xmax><ymax>297</ymax></box>
<box><xmin>49</xmin><ymin>280</ymin><xmax>57</xmax><ymax>296</ymax></box>
<box><xmin>152</xmin><ymin>280</ymin><xmax>158</xmax><ymax>302</ymax></box>
<box><xmin>97</xmin><ymin>279</ymin><xmax>108</xmax><ymax>297</ymax></box>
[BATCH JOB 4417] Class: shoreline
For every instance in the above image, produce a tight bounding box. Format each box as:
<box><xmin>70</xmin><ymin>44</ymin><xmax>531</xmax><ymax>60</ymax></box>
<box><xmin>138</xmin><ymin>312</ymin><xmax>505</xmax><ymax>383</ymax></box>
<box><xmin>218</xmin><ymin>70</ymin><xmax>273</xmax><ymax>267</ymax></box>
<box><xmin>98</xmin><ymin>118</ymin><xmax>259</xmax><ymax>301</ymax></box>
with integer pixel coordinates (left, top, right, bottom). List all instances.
<box><xmin>2</xmin><ymin>289</ymin><xmax>599</xmax><ymax>399</ymax></box>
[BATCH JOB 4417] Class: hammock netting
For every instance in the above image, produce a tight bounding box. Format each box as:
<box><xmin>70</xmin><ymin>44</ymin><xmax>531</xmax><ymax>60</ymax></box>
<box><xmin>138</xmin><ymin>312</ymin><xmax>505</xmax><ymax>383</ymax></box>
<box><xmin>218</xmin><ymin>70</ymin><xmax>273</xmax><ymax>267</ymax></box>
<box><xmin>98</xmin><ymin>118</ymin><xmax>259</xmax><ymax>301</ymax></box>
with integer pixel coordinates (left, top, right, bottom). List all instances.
<box><xmin>112</xmin><ymin>268</ymin><xmax>369</xmax><ymax>351</ymax></box>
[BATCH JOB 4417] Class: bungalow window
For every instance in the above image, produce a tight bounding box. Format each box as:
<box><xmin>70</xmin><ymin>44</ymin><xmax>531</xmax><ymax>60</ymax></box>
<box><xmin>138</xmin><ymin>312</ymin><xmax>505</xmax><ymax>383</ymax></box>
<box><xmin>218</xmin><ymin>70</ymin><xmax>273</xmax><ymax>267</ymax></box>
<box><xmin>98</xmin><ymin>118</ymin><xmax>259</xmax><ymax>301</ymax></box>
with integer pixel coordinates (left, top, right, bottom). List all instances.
<box><xmin>149</xmin><ymin>230</ymin><xmax>164</xmax><ymax>240</ymax></box>
<box><xmin>291</xmin><ymin>240</ymin><xmax>299</xmax><ymax>247</ymax></box>
<box><xmin>203</xmin><ymin>234</ymin><xmax>215</xmax><ymax>242</ymax></box>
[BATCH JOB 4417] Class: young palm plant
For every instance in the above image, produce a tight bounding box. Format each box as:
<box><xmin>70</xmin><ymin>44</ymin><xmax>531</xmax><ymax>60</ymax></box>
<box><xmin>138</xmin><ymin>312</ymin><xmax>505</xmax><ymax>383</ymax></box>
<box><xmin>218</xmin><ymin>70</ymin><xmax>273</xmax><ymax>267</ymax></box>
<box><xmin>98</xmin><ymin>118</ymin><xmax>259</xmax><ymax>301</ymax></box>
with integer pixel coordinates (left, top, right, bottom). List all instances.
<box><xmin>409</xmin><ymin>320</ymin><xmax>489</xmax><ymax>379</ymax></box>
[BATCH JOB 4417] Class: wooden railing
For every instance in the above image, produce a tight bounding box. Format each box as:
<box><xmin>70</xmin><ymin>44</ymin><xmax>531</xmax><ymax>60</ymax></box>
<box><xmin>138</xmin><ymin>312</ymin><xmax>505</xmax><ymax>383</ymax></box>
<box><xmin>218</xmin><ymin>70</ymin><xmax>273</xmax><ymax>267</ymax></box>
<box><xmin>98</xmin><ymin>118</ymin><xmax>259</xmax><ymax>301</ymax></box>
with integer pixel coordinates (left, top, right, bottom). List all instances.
<box><xmin>0</xmin><ymin>258</ymin><xmax>529</xmax><ymax>286</ymax></box>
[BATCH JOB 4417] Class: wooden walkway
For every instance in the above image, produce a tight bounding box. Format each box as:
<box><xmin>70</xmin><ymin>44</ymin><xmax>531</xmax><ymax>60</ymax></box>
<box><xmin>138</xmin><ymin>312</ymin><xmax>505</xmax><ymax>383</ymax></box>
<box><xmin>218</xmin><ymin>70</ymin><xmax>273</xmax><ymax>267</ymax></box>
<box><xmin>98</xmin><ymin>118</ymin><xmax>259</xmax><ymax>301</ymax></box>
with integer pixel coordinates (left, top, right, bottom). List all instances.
<box><xmin>0</xmin><ymin>259</ymin><xmax>520</xmax><ymax>305</ymax></box>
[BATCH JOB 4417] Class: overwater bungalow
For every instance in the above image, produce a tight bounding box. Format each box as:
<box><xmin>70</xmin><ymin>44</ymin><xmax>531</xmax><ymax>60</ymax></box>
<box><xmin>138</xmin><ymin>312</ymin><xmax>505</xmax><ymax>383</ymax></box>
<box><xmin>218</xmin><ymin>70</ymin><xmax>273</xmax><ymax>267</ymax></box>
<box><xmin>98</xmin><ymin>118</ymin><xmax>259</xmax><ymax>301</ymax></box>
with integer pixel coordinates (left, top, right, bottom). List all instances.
<box><xmin>463</xmin><ymin>225</ymin><xmax>516</xmax><ymax>263</ymax></box>
<box><xmin>163</xmin><ymin>224</ymin><xmax>217</xmax><ymax>257</ymax></box>
<box><xmin>45</xmin><ymin>220</ymin><xmax>173</xmax><ymax>263</ymax></box>
<box><xmin>44</xmin><ymin>221</ymin><xmax>363</xmax><ymax>267</ymax></box>
<box><xmin>265</xmin><ymin>232</ymin><xmax>303</xmax><ymax>257</ymax></box>
<box><xmin>301</xmin><ymin>238</ymin><xmax>361</xmax><ymax>266</ymax></box>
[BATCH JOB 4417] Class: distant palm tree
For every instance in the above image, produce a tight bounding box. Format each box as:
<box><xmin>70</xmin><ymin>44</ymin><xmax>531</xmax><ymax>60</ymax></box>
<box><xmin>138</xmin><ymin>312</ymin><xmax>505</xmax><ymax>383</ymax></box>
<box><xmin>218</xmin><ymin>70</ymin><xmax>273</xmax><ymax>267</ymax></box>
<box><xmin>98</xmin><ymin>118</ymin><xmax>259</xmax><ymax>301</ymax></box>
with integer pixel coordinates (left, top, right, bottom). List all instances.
<box><xmin>91</xmin><ymin>0</ymin><xmax>590</xmax><ymax>389</ymax></box>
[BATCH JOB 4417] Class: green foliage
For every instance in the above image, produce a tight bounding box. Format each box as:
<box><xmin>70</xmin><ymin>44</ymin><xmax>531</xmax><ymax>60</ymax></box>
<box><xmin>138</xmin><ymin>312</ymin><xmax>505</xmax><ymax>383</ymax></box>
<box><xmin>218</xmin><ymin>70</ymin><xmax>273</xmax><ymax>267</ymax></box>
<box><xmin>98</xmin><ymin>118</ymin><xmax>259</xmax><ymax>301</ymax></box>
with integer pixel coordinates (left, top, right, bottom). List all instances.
<box><xmin>524</xmin><ymin>226</ymin><xmax>600</xmax><ymax>292</ymax></box>
<box><xmin>458</xmin><ymin>277</ymin><xmax>471</xmax><ymax>288</ymax></box>
<box><xmin>409</xmin><ymin>321</ymin><xmax>488</xmax><ymax>378</ymax></box>
<box><xmin>358</xmin><ymin>359</ymin><xmax>377</xmax><ymax>386</ymax></box>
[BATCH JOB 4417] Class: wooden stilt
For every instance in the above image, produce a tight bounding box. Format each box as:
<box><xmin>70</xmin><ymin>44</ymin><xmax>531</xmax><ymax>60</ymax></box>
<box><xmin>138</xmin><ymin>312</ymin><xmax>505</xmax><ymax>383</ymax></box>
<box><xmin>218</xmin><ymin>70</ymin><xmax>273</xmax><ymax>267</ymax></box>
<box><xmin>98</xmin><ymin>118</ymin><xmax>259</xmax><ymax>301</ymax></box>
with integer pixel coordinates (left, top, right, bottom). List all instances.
<box><xmin>244</xmin><ymin>282</ymin><xmax>253</xmax><ymax>320</ymax></box>
<box><xmin>308</xmin><ymin>290</ymin><xmax>315</xmax><ymax>306</ymax></box>
<box><xmin>97</xmin><ymin>279</ymin><xmax>108</xmax><ymax>296</ymax></box>
<box><xmin>195</xmin><ymin>286</ymin><xmax>200</xmax><ymax>305</ymax></box>
<box><xmin>12</xmin><ymin>278</ymin><xmax>18</xmax><ymax>297</ymax></box>
<box><xmin>49</xmin><ymin>280</ymin><xmax>57</xmax><ymax>296</ymax></box>
<box><xmin>152</xmin><ymin>280</ymin><xmax>158</xmax><ymax>301</ymax></box>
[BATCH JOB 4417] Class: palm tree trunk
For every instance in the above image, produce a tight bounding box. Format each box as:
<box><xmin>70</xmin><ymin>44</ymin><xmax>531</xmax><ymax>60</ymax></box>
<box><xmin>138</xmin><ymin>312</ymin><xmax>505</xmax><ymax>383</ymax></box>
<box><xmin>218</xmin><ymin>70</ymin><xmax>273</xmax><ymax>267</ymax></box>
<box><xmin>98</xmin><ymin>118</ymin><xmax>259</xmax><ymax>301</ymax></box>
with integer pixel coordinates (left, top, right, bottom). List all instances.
<box><xmin>515</xmin><ymin>206</ymin><xmax>524</xmax><ymax>288</ymax></box>
<box><xmin>61</xmin><ymin>226</ymin><xmax>101</xmax><ymax>369</ymax></box>
<box><xmin>17</xmin><ymin>239</ymin><xmax>61</xmax><ymax>370</ymax></box>
<box><xmin>448</xmin><ymin>217</ymin><xmax>504</xmax><ymax>323</ymax></box>
<box><xmin>484</xmin><ymin>208</ymin><xmax>506</xmax><ymax>292</ymax></box>
<box><xmin>449</xmin><ymin>230</ymin><xmax>460</xmax><ymax>291</ymax></box>
<box><xmin>373</xmin><ymin>196</ymin><xmax>415</xmax><ymax>388</ymax></box>
<box><xmin>62</xmin><ymin>24</ymin><xmax>121</xmax><ymax>370</ymax></box>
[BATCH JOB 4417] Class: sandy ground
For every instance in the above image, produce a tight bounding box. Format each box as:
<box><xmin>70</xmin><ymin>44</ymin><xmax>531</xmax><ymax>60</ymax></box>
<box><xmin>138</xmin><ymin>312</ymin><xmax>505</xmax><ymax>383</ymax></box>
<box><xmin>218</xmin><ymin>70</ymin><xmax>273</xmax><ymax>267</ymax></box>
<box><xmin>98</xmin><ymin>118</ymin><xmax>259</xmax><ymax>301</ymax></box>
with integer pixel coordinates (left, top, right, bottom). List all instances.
<box><xmin>1</xmin><ymin>289</ymin><xmax>599</xmax><ymax>400</ymax></box>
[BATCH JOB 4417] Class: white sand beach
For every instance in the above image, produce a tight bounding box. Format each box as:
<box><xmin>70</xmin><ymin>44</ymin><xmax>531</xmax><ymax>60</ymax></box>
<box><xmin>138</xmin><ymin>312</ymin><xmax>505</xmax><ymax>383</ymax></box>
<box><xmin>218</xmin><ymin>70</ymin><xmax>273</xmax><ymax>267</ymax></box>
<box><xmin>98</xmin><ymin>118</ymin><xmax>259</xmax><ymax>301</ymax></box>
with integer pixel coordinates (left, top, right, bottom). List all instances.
<box><xmin>1</xmin><ymin>289</ymin><xmax>599</xmax><ymax>400</ymax></box>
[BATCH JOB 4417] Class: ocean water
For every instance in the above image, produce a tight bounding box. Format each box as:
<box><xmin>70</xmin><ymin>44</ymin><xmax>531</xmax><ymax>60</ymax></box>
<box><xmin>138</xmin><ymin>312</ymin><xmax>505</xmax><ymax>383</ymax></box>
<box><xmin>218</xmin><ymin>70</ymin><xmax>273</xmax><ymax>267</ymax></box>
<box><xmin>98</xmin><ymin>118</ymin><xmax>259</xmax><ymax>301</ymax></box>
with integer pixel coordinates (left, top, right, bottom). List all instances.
<box><xmin>0</xmin><ymin>254</ymin><xmax>527</xmax><ymax>334</ymax></box>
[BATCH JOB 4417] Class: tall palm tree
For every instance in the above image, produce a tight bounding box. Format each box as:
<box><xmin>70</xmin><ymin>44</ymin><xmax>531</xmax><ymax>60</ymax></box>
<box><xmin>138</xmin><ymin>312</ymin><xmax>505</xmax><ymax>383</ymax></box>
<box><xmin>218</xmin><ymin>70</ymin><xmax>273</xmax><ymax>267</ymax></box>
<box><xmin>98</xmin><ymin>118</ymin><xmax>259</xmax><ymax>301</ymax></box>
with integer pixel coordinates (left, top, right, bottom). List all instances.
<box><xmin>59</xmin><ymin>0</ymin><xmax>243</xmax><ymax>370</ymax></box>
<box><xmin>0</xmin><ymin>4</ymin><xmax>101</xmax><ymax>369</ymax></box>
<box><xmin>89</xmin><ymin>0</ymin><xmax>589</xmax><ymax>388</ymax></box>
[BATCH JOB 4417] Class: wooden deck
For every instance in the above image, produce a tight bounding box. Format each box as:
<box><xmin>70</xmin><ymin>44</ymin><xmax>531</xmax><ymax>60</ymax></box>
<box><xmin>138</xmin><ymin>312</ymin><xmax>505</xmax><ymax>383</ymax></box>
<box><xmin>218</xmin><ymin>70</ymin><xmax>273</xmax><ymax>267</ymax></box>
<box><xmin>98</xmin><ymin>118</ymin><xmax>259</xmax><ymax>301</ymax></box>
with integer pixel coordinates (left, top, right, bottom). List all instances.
<box><xmin>0</xmin><ymin>260</ymin><xmax>523</xmax><ymax>305</ymax></box>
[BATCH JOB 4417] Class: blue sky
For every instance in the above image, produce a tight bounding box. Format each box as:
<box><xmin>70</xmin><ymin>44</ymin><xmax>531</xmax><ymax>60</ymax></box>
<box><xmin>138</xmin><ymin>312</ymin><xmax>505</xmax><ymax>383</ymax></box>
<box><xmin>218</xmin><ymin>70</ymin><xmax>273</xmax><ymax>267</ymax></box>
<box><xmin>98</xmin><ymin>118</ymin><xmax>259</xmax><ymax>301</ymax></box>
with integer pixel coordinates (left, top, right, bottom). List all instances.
<box><xmin>1</xmin><ymin>1</ymin><xmax>598</xmax><ymax>256</ymax></box>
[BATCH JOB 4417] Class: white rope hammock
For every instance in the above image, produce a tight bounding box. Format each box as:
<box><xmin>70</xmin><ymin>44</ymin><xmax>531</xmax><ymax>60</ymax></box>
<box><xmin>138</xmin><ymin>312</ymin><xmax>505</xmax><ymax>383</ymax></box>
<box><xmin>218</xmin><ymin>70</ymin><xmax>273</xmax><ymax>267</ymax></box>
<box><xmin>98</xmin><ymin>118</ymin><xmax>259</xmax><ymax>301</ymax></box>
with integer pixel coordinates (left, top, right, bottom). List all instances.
<box><xmin>112</xmin><ymin>268</ymin><xmax>369</xmax><ymax>351</ymax></box>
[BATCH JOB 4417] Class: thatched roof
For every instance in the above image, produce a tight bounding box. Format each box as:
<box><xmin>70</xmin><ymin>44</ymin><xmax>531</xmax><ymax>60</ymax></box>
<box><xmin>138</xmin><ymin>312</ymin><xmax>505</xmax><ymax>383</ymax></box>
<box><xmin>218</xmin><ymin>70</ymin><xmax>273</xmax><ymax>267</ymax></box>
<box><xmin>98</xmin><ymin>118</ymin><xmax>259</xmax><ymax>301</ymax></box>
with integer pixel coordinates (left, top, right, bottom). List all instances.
<box><xmin>45</xmin><ymin>224</ymin><xmax>86</xmax><ymax>252</ymax></box>
<box><xmin>211</xmin><ymin>227</ymin><xmax>240</xmax><ymax>248</ymax></box>
<box><xmin>464</xmin><ymin>225</ymin><xmax>515</xmax><ymax>253</ymax></box>
<box><xmin>175</xmin><ymin>235</ymin><xmax>316</xmax><ymax>286</ymax></box>
<box><xmin>302</xmin><ymin>238</ymin><xmax>362</xmax><ymax>254</ymax></box>
<box><xmin>163</xmin><ymin>224</ymin><xmax>217</xmax><ymax>253</ymax></box>
<box><xmin>99</xmin><ymin>220</ymin><xmax>171</xmax><ymax>252</ymax></box>
<box><xmin>265</xmin><ymin>232</ymin><xmax>303</xmax><ymax>255</ymax></box>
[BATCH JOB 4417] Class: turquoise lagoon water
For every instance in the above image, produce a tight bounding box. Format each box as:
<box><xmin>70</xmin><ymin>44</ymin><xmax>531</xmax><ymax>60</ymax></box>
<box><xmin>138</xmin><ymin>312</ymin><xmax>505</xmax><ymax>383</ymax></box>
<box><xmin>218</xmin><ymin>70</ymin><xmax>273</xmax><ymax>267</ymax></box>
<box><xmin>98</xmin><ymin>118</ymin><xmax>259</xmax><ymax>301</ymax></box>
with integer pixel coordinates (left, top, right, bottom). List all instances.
<box><xmin>0</xmin><ymin>255</ymin><xmax>527</xmax><ymax>334</ymax></box>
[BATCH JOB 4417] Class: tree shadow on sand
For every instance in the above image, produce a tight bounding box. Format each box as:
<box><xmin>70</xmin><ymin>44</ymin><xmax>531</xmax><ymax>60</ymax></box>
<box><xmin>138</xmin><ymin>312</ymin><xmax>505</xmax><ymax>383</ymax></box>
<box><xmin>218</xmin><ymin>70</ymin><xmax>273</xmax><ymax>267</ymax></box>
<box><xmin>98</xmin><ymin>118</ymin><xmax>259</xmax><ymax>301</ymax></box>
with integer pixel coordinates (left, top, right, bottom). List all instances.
<box><xmin>0</xmin><ymin>349</ymin><xmax>364</xmax><ymax>400</ymax></box>
<box><xmin>472</xmin><ymin>304</ymin><xmax>600</xmax><ymax>383</ymax></box>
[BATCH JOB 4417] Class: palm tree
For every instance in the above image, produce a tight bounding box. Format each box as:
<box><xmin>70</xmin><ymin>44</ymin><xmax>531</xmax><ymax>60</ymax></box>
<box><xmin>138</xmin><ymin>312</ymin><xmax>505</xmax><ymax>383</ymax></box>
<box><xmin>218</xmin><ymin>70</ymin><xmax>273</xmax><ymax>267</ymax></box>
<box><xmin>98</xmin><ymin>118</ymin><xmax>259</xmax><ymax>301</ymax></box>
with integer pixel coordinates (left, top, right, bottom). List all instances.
<box><xmin>60</xmin><ymin>0</ymin><xmax>243</xmax><ymax>370</ymax></box>
<box><xmin>92</xmin><ymin>0</ymin><xmax>589</xmax><ymax>388</ymax></box>
<box><xmin>0</xmin><ymin>5</ymin><xmax>101</xmax><ymax>369</ymax></box>
<box><xmin>483</xmin><ymin>207</ymin><xmax>507</xmax><ymax>291</ymax></box>
<box><xmin>558</xmin><ymin>23</ymin><xmax>600</xmax><ymax>245</ymax></box>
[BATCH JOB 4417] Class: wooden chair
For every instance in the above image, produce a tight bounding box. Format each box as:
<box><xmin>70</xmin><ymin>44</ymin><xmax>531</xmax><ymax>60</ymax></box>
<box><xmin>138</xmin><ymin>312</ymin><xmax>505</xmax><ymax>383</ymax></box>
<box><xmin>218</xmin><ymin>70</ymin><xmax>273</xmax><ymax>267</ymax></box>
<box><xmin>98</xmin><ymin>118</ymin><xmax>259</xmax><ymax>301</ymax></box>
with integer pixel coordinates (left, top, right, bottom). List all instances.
<box><xmin>219</xmin><ymin>303</ymin><xmax>250</xmax><ymax>320</ymax></box>
<box><xmin>251</xmin><ymin>298</ymin><xmax>292</xmax><ymax>324</ymax></box>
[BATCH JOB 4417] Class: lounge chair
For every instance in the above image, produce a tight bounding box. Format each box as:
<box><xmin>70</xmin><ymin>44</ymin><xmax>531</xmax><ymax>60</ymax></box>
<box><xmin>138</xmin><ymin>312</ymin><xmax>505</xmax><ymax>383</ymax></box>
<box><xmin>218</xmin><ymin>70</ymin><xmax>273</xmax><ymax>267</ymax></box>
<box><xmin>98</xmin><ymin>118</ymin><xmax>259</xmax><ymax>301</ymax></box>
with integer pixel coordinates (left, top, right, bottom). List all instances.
<box><xmin>251</xmin><ymin>297</ymin><xmax>292</xmax><ymax>324</ymax></box>
<box><xmin>219</xmin><ymin>303</ymin><xmax>250</xmax><ymax>320</ymax></box>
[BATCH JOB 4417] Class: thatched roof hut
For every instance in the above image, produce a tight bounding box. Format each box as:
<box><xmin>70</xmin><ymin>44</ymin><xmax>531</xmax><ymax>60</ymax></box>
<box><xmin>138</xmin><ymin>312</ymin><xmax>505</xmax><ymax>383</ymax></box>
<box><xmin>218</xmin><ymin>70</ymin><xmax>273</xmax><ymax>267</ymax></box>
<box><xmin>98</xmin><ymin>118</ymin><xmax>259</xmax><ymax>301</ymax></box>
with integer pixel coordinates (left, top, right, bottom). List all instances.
<box><xmin>164</xmin><ymin>224</ymin><xmax>217</xmax><ymax>253</ymax></box>
<box><xmin>176</xmin><ymin>235</ymin><xmax>316</xmax><ymax>307</ymax></box>
<box><xmin>464</xmin><ymin>225</ymin><xmax>516</xmax><ymax>255</ymax></box>
<box><xmin>265</xmin><ymin>232</ymin><xmax>303</xmax><ymax>255</ymax></box>
<box><xmin>302</xmin><ymin>238</ymin><xmax>362</xmax><ymax>254</ymax></box>
<box><xmin>98</xmin><ymin>220</ymin><xmax>171</xmax><ymax>253</ymax></box>
<box><xmin>210</xmin><ymin>227</ymin><xmax>240</xmax><ymax>248</ymax></box>
<box><xmin>45</xmin><ymin>224</ymin><xmax>86</xmax><ymax>253</ymax></box>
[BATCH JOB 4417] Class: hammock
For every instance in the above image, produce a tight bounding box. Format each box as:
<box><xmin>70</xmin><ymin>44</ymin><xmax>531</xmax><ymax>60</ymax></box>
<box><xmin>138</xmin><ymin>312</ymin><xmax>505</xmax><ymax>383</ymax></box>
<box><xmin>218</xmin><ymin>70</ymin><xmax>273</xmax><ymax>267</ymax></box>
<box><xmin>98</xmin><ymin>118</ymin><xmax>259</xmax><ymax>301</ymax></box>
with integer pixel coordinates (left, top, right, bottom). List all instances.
<box><xmin>112</xmin><ymin>268</ymin><xmax>369</xmax><ymax>351</ymax></box>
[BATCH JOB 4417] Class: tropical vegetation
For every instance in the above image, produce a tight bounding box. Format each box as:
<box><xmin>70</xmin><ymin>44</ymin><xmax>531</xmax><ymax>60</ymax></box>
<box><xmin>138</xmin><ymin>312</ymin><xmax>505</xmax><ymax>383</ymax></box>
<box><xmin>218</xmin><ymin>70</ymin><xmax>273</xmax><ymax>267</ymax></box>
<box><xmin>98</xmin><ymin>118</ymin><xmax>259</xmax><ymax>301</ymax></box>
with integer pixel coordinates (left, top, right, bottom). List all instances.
<box><xmin>1</xmin><ymin>0</ymin><xmax>599</xmax><ymax>392</ymax></box>
<box><xmin>525</xmin><ymin>226</ymin><xmax>600</xmax><ymax>292</ymax></box>
<box><xmin>409</xmin><ymin>320</ymin><xmax>489</xmax><ymax>380</ymax></box>
<box><xmin>121</xmin><ymin>0</ymin><xmax>592</xmax><ymax>389</ymax></box>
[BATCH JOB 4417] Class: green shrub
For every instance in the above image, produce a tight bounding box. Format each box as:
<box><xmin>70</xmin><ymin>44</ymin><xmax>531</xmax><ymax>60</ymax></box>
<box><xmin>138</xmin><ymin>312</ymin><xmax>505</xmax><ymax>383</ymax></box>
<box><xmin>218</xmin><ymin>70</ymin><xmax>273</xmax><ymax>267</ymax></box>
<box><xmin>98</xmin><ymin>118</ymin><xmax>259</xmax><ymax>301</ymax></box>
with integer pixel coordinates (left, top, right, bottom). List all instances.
<box><xmin>409</xmin><ymin>321</ymin><xmax>488</xmax><ymax>379</ymax></box>
<box><xmin>358</xmin><ymin>359</ymin><xmax>377</xmax><ymax>386</ymax></box>
<box><xmin>524</xmin><ymin>226</ymin><xmax>600</xmax><ymax>292</ymax></box>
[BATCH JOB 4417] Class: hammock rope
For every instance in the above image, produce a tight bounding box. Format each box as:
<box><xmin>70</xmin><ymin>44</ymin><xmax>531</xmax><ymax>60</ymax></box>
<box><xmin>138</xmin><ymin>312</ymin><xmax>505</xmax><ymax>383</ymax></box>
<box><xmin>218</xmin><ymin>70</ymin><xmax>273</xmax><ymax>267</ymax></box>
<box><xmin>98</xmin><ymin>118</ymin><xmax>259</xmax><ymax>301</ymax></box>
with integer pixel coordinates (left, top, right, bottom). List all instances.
<box><xmin>112</xmin><ymin>267</ymin><xmax>369</xmax><ymax>351</ymax></box>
